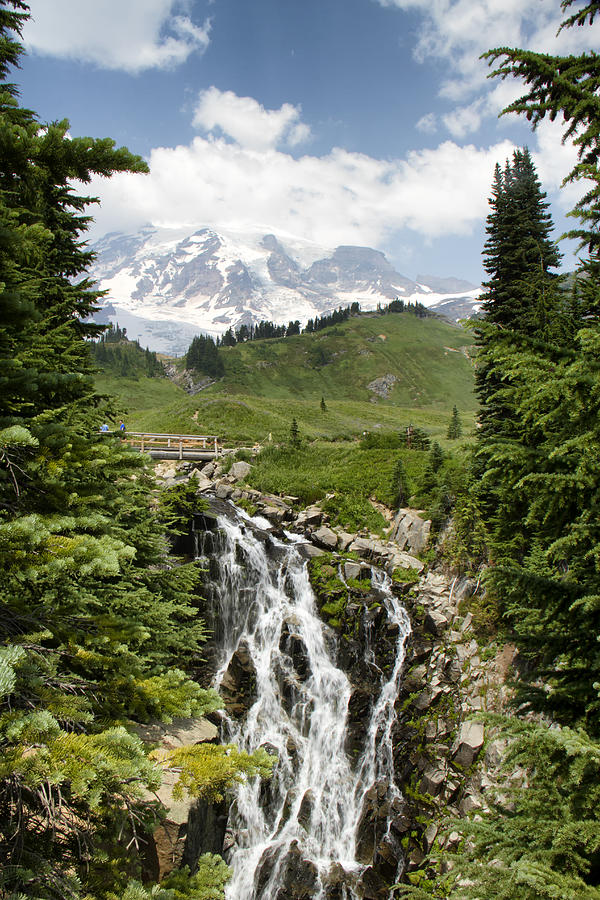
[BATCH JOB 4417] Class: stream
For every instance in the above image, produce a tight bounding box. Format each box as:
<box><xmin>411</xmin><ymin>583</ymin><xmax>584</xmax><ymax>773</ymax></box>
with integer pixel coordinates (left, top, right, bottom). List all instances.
<box><xmin>198</xmin><ymin>505</ymin><xmax>412</xmax><ymax>899</ymax></box>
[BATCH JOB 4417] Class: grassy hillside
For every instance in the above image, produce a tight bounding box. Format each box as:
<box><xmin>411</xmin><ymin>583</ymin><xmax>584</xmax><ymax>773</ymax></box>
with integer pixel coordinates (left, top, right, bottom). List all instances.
<box><xmin>214</xmin><ymin>311</ymin><xmax>474</xmax><ymax>407</ymax></box>
<box><xmin>96</xmin><ymin>311</ymin><xmax>476</xmax><ymax>445</ymax></box>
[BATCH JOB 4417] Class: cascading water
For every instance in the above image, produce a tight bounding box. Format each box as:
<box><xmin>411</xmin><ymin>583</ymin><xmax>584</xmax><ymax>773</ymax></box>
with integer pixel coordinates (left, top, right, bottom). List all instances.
<box><xmin>200</xmin><ymin>506</ymin><xmax>412</xmax><ymax>900</ymax></box>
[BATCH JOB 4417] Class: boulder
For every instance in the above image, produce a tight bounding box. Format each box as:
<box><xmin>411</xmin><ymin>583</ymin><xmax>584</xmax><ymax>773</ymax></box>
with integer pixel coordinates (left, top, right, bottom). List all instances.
<box><xmin>261</xmin><ymin>505</ymin><xmax>287</xmax><ymax>523</ymax></box>
<box><xmin>423</xmin><ymin>823</ymin><xmax>438</xmax><ymax>852</ymax></box>
<box><xmin>389</xmin><ymin>550</ymin><xmax>424</xmax><ymax>573</ymax></box>
<box><xmin>215</xmin><ymin>481</ymin><xmax>234</xmax><ymax>499</ymax></box>
<box><xmin>133</xmin><ymin>716</ymin><xmax>218</xmax><ymax>749</ymax></box>
<box><xmin>337</xmin><ymin>531</ymin><xmax>355</xmax><ymax>551</ymax></box>
<box><xmin>194</xmin><ymin>473</ymin><xmax>214</xmax><ymax>493</ymax></box>
<box><xmin>135</xmin><ymin>717</ymin><xmax>221</xmax><ymax>881</ymax></box>
<box><xmin>296</xmin><ymin>505</ymin><xmax>323</xmax><ymax>527</ymax></box>
<box><xmin>424</xmin><ymin>609</ymin><xmax>450</xmax><ymax>636</ymax></box>
<box><xmin>297</xmin><ymin>789</ymin><xmax>314</xmax><ymax>831</ymax></box>
<box><xmin>313</xmin><ymin>525</ymin><xmax>338</xmax><ymax>550</ymax></box>
<box><xmin>392</xmin><ymin>508</ymin><xmax>431</xmax><ymax>555</ymax></box>
<box><xmin>298</xmin><ymin>543</ymin><xmax>326</xmax><ymax>559</ymax></box>
<box><xmin>420</xmin><ymin>765</ymin><xmax>446</xmax><ymax>797</ymax></box>
<box><xmin>256</xmin><ymin>841</ymin><xmax>318</xmax><ymax>900</ymax></box>
<box><xmin>344</xmin><ymin>561</ymin><xmax>363</xmax><ymax>582</ymax></box>
<box><xmin>219</xmin><ymin>640</ymin><xmax>257</xmax><ymax>715</ymax></box>
<box><xmin>349</xmin><ymin>537</ymin><xmax>377</xmax><ymax>558</ymax></box>
<box><xmin>229</xmin><ymin>460</ymin><xmax>252</xmax><ymax>481</ymax></box>
<box><xmin>453</xmin><ymin>721</ymin><xmax>485</xmax><ymax>767</ymax></box>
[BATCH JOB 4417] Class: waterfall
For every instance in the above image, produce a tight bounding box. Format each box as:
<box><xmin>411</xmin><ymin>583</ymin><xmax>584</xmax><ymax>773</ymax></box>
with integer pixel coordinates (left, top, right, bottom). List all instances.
<box><xmin>201</xmin><ymin>507</ymin><xmax>412</xmax><ymax>900</ymax></box>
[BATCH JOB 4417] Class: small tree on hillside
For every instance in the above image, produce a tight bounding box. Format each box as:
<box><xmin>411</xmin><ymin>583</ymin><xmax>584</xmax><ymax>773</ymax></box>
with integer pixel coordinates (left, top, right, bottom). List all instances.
<box><xmin>429</xmin><ymin>441</ymin><xmax>444</xmax><ymax>472</ymax></box>
<box><xmin>320</xmin><ymin>396</ymin><xmax>327</xmax><ymax>413</ymax></box>
<box><xmin>289</xmin><ymin>418</ymin><xmax>300</xmax><ymax>449</ymax></box>
<box><xmin>447</xmin><ymin>405</ymin><xmax>462</xmax><ymax>439</ymax></box>
<box><xmin>390</xmin><ymin>457</ymin><xmax>411</xmax><ymax>509</ymax></box>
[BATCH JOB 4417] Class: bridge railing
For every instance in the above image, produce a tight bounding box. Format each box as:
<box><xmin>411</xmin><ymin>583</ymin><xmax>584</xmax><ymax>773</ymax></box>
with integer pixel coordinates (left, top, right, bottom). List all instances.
<box><xmin>100</xmin><ymin>432</ymin><xmax>221</xmax><ymax>459</ymax></box>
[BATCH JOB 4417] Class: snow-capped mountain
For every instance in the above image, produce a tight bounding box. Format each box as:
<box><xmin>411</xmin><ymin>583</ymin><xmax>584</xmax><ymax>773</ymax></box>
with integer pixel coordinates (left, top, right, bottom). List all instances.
<box><xmin>89</xmin><ymin>225</ymin><xmax>482</xmax><ymax>354</ymax></box>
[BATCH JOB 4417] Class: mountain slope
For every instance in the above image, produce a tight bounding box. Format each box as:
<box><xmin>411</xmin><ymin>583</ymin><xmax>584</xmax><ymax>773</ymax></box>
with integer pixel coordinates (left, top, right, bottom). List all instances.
<box><xmin>212</xmin><ymin>309</ymin><xmax>475</xmax><ymax>407</ymax></box>
<box><xmin>89</xmin><ymin>226</ymin><xmax>482</xmax><ymax>354</ymax></box>
<box><xmin>96</xmin><ymin>309</ymin><xmax>476</xmax><ymax>442</ymax></box>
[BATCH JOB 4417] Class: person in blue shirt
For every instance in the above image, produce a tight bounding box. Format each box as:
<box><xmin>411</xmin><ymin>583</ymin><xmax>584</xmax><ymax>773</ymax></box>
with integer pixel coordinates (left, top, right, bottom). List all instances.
<box><xmin>100</xmin><ymin>423</ymin><xmax>109</xmax><ymax>432</ymax></box>
<box><xmin>119</xmin><ymin>421</ymin><xmax>126</xmax><ymax>432</ymax></box>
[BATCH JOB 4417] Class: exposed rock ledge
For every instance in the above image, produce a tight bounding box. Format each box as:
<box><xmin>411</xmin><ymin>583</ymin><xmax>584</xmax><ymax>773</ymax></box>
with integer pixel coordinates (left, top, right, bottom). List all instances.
<box><xmin>132</xmin><ymin>717</ymin><xmax>224</xmax><ymax>881</ymax></box>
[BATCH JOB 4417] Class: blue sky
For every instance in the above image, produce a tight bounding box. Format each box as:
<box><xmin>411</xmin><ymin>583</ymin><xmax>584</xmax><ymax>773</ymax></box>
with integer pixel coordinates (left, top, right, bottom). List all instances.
<box><xmin>18</xmin><ymin>0</ymin><xmax>599</xmax><ymax>283</ymax></box>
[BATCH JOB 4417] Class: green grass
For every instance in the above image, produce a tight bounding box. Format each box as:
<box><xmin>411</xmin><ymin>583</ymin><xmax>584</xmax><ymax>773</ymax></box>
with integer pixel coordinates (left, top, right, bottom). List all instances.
<box><xmin>94</xmin><ymin>311</ymin><xmax>477</xmax><ymax>447</ymax></box>
<box><xmin>212</xmin><ymin>311</ymin><xmax>475</xmax><ymax>408</ymax></box>
<box><xmin>242</xmin><ymin>442</ymin><xmax>439</xmax><ymax>534</ymax></box>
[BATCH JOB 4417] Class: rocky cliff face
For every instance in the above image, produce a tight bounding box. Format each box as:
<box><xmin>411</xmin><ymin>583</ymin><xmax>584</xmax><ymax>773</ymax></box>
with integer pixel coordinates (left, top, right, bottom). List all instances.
<box><xmin>89</xmin><ymin>226</ymin><xmax>482</xmax><ymax>354</ymax></box>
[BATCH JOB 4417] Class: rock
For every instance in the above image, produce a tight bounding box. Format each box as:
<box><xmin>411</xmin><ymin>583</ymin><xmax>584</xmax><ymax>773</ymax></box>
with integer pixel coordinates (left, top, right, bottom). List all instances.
<box><xmin>388</xmin><ymin>551</ymin><xmax>425</xmax><ymax>573</ymax></box>
<box><xmin>296</xmin><ymin>505</ymin><xmax>323</xmax><ymax>527</ymax></box>
<box><xmin>132</xmin><ymin>716</ymin><xmax>218</xmax><ymax>748</ymax></box>
<box><xmin>454</xmin><ymin>578</ymin><xmax>477</xmax><ymax>603</ymax></box>
<box><xmin>453</xmin><ymin>721</ymin><xmax>485</xmax><ymax>767</ymax></box>
<box><xmin>420</xmin><ymin>765</ymin><xmax>446</xmax><ymax>796</ymax></box>
<box><xmin>279</xmin><ymin>624</ymin><xmax>311</xmax><ymax>680</ymax></box>
<box><xmin>367</xmin><ymin>373</ymin><xmax>397</xmax><ymax>399</ymax></box>
<box><xmin>459</xmin><ymin>792</ymin><xmax>482</xmax><ymax>814</ymax></box>
<box><xmin>402</xmin><ymin>664</ymin><xmax>427</xmax><ymax>692</ymax></box>
<box><xmin>485</xmin><ymin>738</ymin><xmax>506</xmax><ymax>768</ymax></box>
<box><xmin>215</xmin><ymin>481</ymin><xmax>234</xmax><ymax>499</ymax></box>
<box><xmin>312</xmin><ymin>525</ymin><xmax>338</xmax><ymax>550</ymax></box>
<box><xmin>337</xmin><ymin>531</ymin><xmax>355</xmax><ymax>551</ymax></box>
<box><xmin>358</xmin><ymin>865</ymin><xmax>390</xmax><ymax>899</ymax></box>
<box><xmin>229</xmin><ymin>460</ymin><xmax>252</xmax><ymax>481</ymax></box>
<box><xmin>256</xmin><ymin>840</ymin><xmax>319</xmax><ymax>900</ymax></box>
<box><xmin>348</xmin><ymin>537</ymin><xmax>377</xmax><ymax>558</ymax></box>
<box><xmin>193</xmin><ymin>473</ymin><xmax>214</xmax><ymax>492</ymax></box>
<box><xmin>261</xmin><ymin>505</ymin><xmax>287</xmax><ymax>523</ymax></box>
<box><xmin>424</xmin><ymin>609</ymin><xmax>450</xmax><ymax>636</ymax></box>
<box><xmin>423</xmin><ymin>823</ymin><xmax>438</xmax><ymax>852</ymax></box>
<box><xmin>392</xmin><ymin>508</ymin><xmax>431</xmax><ymax>555</ymax></box>
<box><xmin>219</xmin><ymin>640</ymin><xmax>257</xmax><ymax>715</ymax></box>
<box><xmin>298</xmin><ymin>543</ymin><xmax>327</xmax><ymax>559</ymax></box>
<box><xmin>297</xmin><ymin>789</ymin><xmax>314</xmax><ymax>831</ymax></box>
<box><xmin>344</xmin><ymin>561</ymin><xmax>363</xmax><ymax>581</ymax></box>
<box><xmin>136</xmin><ymin>717</ymin><xmax>221</xmax><ymax>881</ymax></box>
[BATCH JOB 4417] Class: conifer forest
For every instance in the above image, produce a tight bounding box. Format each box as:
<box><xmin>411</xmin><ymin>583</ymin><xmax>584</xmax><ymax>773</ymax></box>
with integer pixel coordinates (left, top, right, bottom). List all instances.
<box><xmin>2</xmin><ymin>1</ymin><xmax>600</xmax><ymax>899</ymax></box>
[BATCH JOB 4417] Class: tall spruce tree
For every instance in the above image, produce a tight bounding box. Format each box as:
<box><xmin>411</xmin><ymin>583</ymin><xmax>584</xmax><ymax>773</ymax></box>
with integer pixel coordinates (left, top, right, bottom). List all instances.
<box><xmin>472</xmin><ymin>0</ymin><xmax>600</xmax><ymax>730</ymax></box>
<box><xmin>475</xmin><ymin>149</ymin><xmax>563</xmax><ymax>436</ymax></box>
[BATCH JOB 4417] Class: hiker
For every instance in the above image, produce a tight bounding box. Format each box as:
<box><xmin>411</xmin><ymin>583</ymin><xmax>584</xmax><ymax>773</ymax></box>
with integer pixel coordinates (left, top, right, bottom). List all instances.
<box><xmin>119</xmin><ymin>420</ymin><xmax>126</xmax><ymax>432</ymax></box>
<box><xmin>100</xmin><ymin>423</ymin><xmax>109</xmax><ymax>432</ymax></box>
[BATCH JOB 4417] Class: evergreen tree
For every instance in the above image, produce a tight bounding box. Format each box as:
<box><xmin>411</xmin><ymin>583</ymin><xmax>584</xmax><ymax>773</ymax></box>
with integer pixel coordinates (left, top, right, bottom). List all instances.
<box><xmin>390</xmin><ymin>457</ymin><xmax>411</xmax><ymax>509</ymax></box>
<box><xmin>320</xmin><ymin>396</ymin><xmax>327</xmax><ymax>412</ymax></box>
<box><xmin>0</xmin><ymin>6</ymin><xmax>272</xmax><ymax>897</ymax></box>
<box><xmin>480</xmin><ymin>149</ymin><xmax>561</xmax><ymax>333</ymax></box>
<box><xmin>470</xmin><ymin>1</ymin><xmax>600</xmax><ymax>730</ymax></box>
<box><xmin>484</xmin><ymin>0</ymin><xmax>600</xmax><ymax>299</ymax></box>
<box><xmin>429</xmin><ymin>441</ymin><xmax>444</xmax><ymax>473</ymax></box>
<box><xmin>446</xmin><ymin>405</ymin><xmax>463</xmax><ymax>439</ymax></box>
<box><xmin>289</xmin><ymin>417</ymin><xmax>300</xmax><ymax>448</ymax></box>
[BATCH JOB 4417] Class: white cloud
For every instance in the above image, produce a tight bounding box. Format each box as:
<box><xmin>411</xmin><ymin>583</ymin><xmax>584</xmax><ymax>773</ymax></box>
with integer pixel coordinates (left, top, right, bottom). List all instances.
<box><xmin>442</xmin><ymin>99</ymin><xmax>485</xmax><ymax>139</ymax></box>
<box><xmin>416</xmin><ymin>112</ymin><xmax>438</xmax><ymax>134</ymax></box>
<box><xmin>378</xmin><ymin>0</ymin><xmax>600</xmax><ymax>127</ymax></box>
<box><xmin>87</xmin><ymin>104</ymin><xmax>521</xmax><ymax>248</ymax></box>
<box><xmin>24</xmin><ymin>0</ymin><xmax>210</xmax><ymax>72</ymax></box>
<box><xmin>192</xmin><ymin>88</ymin><xmax>312</xmax><ymax>151</ymax></box>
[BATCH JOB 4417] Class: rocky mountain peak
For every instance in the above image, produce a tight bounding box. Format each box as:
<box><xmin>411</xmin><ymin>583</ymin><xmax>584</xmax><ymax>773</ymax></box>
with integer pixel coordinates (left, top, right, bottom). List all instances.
<box><xmin>88</xmin><ymin>225</ymin><xmax>482</xmax><ymax>354</ymax></box>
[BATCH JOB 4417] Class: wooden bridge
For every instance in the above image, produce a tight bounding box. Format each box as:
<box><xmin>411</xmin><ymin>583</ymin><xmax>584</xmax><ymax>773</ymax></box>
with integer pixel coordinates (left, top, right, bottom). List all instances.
<box><xmin>107</xmin><ymin>432</ymin><xmax>222</xmax><ymax>461</ymax></box>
